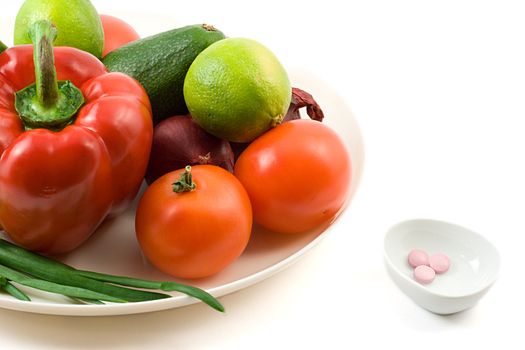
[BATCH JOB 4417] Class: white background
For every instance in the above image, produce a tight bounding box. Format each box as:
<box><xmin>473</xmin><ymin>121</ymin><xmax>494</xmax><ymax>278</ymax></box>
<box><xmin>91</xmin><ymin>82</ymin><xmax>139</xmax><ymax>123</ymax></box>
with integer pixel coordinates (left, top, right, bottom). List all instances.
<box><xmin>1</xmin><ymin>0</ymin><xmax>524</xmax><ymax>348</ymax></box>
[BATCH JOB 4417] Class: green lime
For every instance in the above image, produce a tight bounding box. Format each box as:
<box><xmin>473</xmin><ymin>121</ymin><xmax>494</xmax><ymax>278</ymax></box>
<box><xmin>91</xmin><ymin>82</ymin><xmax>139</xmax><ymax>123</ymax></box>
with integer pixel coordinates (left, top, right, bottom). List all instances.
<box><xmin>183</xmin><ymin>38</ymin><xmax>292</xmax><ymax>143</ymax></box>
<box><xmin>14</xmin><ymin>0</ymin><xmax>104</xmax><ymax>58</ymax></box>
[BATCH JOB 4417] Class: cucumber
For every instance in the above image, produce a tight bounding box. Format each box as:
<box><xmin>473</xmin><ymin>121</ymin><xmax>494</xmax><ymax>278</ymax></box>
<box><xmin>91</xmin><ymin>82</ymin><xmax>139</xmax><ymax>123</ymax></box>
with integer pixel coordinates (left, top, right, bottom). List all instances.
<box><xmin>102</xmin><ymin>24</ymin><xmax>225</xmax><ymax>124</ymax></box>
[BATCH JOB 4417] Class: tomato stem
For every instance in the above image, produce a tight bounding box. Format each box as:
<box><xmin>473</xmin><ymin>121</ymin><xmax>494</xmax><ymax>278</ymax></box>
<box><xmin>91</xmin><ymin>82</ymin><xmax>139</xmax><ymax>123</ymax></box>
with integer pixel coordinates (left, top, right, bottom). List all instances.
<box><xmin>172</xmin><ymin>166</ymin><xmax>197</xmax><ymax>193</ymax></box>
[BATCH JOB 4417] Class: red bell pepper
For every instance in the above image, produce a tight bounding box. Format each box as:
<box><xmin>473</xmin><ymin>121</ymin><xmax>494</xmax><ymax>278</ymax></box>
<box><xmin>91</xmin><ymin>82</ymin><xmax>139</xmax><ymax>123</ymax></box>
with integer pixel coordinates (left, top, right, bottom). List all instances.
<box><xmin>0</xmin><ymin>21</ymin><xmax>153</xmax><ymax>254</ymax></box>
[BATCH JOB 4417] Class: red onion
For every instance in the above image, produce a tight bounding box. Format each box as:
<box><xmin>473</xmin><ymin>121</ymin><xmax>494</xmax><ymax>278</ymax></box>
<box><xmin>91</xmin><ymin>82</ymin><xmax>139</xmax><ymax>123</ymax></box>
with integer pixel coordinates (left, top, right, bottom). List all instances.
<box><xmin>145</xmin><ymin>115</ymin><xmax>234</xmax><ymax>184</ymax></box>
<box><xmin>283</xmin><ymin>87</ymin><xmax>325</xmax><ymax>122</ymax></box>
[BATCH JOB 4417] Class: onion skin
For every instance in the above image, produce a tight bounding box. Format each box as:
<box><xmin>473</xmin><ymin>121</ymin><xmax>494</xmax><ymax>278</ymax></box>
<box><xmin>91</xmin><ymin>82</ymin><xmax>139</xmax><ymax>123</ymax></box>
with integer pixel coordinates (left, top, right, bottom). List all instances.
<box><xmin>145</xmin><ymin>115</ymin><xmax>234</xmax><ymax>185</ymax></box>
<box><xmin>283</xmin><ymin>87</ymin><xmax>325</xmax><ymax>122</ymax></box>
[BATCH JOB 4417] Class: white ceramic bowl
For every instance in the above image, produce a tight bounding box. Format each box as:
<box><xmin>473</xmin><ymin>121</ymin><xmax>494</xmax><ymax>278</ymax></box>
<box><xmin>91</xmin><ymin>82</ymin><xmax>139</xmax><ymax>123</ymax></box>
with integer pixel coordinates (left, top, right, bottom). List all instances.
<box><xmin>384</xmin><ymin>219</ymin><xmax>500</xmax><ymax>315</ymax></box>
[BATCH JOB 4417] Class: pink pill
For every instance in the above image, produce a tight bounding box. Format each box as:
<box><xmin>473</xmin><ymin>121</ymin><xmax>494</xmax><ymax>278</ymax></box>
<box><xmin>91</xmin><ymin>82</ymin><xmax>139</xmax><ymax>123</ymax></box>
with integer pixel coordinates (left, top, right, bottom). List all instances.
<box><xmin>429</xmin><ymin>253</ymin><xmax>450</xmax><ymax>274</ymax></box>
<box><xmin>414</xmin><ymin>265</ymin><xmax>435</xmax><ymax>284</ymax></box>
<box><xmin>408</xmin><ymin>249</ymin><xmax>429</xmax><ymax>268</ymax></box>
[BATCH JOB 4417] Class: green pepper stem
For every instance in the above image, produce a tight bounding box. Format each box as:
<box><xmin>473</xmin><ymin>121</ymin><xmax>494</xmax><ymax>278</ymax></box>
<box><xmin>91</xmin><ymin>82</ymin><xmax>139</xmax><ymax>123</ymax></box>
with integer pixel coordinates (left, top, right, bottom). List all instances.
<box><xmin>30</xmin><ymin>21</ymin><xmax>59</xmax><ymax>107</ymax></box>
<box><xmin>14</xmin><ymin>20</ymin><xmax>84</xmax><ymax>130</ymax></box>
<box><xmin>172</xmin><ymin>166</ymin><xmax>197</xmax><ymax>193</ymax></box>
<box><xmin>15</xmin><ymin>21</ymin><xmax>84</xmax><ymax>131</ymax></box>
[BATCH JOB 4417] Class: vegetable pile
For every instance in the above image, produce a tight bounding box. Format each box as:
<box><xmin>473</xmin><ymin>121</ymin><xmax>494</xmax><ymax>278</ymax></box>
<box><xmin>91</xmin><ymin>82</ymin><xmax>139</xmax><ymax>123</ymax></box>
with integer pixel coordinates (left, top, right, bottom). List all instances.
<box><xmin>0</xmin><ymin>0</ymin><xmax>354</xmax><ymax>312</ymax></box>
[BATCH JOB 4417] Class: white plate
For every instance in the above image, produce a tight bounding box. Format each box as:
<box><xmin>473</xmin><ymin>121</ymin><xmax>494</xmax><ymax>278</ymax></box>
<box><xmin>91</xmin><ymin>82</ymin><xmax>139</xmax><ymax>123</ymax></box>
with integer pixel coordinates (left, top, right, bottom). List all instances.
<box><xmin>0</xmin><ymin>10</ymin><xmax>364</xmax><ymax>316</ymax></box>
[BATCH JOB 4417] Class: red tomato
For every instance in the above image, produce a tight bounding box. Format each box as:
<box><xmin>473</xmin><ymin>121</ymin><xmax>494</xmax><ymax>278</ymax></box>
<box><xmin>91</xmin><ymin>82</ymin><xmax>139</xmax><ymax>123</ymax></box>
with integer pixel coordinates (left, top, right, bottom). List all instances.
<box><xmin>135</xmin><ymin>165</ymin><xmax>252</xmax><ymax>279</ymax></box>
<box><xmin>100</xmin><ymin>14</ymin><xmax>140</xmax><ymax>57</ymax></box>
<box><xmin>234</xmin><ymin>119</ymin><xmax>352</xmax><ymax>234</ymax></box>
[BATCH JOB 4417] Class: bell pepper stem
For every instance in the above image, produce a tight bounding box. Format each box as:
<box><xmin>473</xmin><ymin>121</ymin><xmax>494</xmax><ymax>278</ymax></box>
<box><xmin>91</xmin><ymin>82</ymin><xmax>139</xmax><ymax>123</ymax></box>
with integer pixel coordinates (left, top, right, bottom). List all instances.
<box><xmin>14</xmin><ymin>20</ymin><xmax>84</xmax><ymax>130</ymax></box>
<box><xmin>30</xmin><ymin>21</ymin><xmax>59</xmax><ymax>107</ymax></box>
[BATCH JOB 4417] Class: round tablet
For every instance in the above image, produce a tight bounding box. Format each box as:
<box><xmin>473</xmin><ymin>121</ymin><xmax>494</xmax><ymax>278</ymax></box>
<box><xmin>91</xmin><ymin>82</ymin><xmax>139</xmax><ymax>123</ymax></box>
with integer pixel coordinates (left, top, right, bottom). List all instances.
<box><xmin>408</xmin><ymin>249</ymin><xmax>429</xmax><ymax>268</ymax></box>
<box><xmin>414</xmin><ymin>265</ymin><xmax>435</xmax><ymax>284</ymax></box>
<box><xmin>429</xmin><ymin>253</ymin><xmax>450</xmax><ymax>274</ymax></box>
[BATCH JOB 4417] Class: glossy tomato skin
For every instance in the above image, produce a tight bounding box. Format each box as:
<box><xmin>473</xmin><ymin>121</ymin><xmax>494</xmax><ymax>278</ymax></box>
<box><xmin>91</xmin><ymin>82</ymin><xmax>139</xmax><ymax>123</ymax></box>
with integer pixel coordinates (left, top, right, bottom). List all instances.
<box><xmin>135</xmin><ymin>165</ymin><xmax>252</xmax><ymax>279</ymax></box>
<box><xmin>234</xmin><ymin>119</ymin><xmax>352</xmax><ymax>234</ymax></box>
<box><xmin>100</xmin><ymin>14</ymin><xmax>140</xmax><ymax>57</ymax></box>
